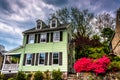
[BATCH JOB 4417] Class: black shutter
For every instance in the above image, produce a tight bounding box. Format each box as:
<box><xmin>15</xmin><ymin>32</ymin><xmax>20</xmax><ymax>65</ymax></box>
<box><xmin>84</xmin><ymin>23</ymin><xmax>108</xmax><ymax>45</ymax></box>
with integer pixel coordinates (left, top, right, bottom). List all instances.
<box><xmin>32</xmin><ymin>53</ymin><xmax>35</xmax><ymax>65</ymax></box>
<box><xmin>23</xmin><ymin>54</ymin><xmax>26</xmax><ymax>66</ymax></box>
<box><xmin>35</xmin><ymin>53</ymin><xmax>39</xmax><ymax>65</ymax></box>
<box><xmin>47</xmin><ymin>33</ymin><xmax>49</xmax><ymax>42</ymax></box>
<box><xmin>26</xmin><ymin>35</ymin><xmax>29</xmax><ymax>44</ymax></box>
<box><xmin>38</xmin><ymin>34</ymin><xmax>40</xmax><ymax>43</ymax></box>
<box><xmin>45</xmin><ymin>53</ymin><xmax>48</xmax><ymax>65</ymax></box>
<box><xmin>60</xmin><ymin>31</ymin><xmax>63</xmax><ymax>41</ymax></box>
<box><xmin>49</xmin><ymin>53</ymin><xmax>52</xmax><ymax>65</ymax></box>
<box><xmin>59</xmin><ymin>52</ymin><xmax>62</xmax><ymax>65</ymax></box>
<box><xmin>51</xmin><ymin>33</ymin><xmax>53</xmax><ymax>42</ymax></box>
<box><xmin>34</xmin><ymin>34</ymin><xmax>37</xmax><ymax>43</ymax></box>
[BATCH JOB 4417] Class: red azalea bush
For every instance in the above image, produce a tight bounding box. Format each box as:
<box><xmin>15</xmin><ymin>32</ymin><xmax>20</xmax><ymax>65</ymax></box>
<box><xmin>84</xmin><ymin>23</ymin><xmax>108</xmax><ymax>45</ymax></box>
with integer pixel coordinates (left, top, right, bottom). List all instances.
<box><xmin>74</xmin><ymin>56</ymin><xmax>110</xmax><ymax>75</ymax></box>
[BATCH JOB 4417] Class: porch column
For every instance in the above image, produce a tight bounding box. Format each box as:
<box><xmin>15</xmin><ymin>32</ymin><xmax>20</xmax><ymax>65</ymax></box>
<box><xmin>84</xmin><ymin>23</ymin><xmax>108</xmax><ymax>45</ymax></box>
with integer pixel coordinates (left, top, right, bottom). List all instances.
<box><xmin>1</xmin><ymin>55</ymin><xmax>6</xmax><ymax>73</ymax></box>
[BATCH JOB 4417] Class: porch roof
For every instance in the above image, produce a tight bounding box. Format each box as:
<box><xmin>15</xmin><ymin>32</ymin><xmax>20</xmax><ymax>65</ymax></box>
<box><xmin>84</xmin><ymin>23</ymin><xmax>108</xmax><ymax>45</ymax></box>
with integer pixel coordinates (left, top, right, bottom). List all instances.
<box><xmin>3</xmin><ymin>53</ymin><xmax>21</xmax><ymax>55</ymax></box>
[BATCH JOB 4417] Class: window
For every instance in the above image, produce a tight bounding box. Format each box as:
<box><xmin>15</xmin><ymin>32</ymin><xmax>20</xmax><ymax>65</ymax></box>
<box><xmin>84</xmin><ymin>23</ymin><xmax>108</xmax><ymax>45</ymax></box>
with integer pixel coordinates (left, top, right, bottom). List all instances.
<box><xmin>52</xmin><ymin>20</ymin><xmax>56</xmax><ymax>27</ymax></box>
<box><xmin>38</xmin><ymin>53</ymin><xmax>45</xmax><ymax>65</ymax></box>
<box><xmin>36</xmin><ymin>20</ymin><xmax>42</xmax><ymax>29</ymax></box>
<box><xmin>26</xmin><ymin>54</ymin><xmax>32</xmax><ymax>65</ymax></box>
<box><xmin>28</xmin><ymin>34</ymin><xmax>35</xmax><ymax>44</ymax></box>
<box><xmin>52</xmin><ymin>52</ymin><xmax>59</xmax><ymax>64</ymax></box>
<box><xmin>37</xmin><ymin>22</ymin><xmax>41</xmax><ymax>29</ymax></box>
<box><xmin>53</xmin><ymin>31</ymin><xmax>60</xmax><ymax>42</ymax></box>
<box><xmin>40</xmin><ymin>33</ymin><xmax>47</xmax><ymax>42</ymax></box>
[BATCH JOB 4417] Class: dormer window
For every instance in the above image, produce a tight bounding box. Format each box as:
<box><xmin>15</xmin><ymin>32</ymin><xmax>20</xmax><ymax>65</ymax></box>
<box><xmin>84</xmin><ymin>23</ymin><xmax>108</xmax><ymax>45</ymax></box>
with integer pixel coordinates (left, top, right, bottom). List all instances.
<box><xmin>51</xmin><ymin>19</ymin><xmax>57</xmax><ymax>28</ymax></box>
<box><xmin>36</xmin><ymin>20</ymin><xmax>42</xmax><ymax>29</ymax></box>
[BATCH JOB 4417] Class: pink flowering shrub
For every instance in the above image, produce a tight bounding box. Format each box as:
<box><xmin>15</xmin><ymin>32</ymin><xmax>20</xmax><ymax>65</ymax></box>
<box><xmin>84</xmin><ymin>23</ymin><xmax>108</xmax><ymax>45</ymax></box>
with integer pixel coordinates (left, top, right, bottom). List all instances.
<box><xmin>74</xmin><ymin>56</ymin><xmax>110</xmax><ymax>75</ymax></box>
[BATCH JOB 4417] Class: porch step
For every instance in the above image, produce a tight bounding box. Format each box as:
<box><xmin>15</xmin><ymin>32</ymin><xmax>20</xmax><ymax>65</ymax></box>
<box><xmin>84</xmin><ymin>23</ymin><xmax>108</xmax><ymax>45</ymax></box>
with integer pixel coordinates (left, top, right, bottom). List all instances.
<box><xmin>67</xmin><ymin>74</ymin><xmax>77</xmax><ymax>80</ymax></box>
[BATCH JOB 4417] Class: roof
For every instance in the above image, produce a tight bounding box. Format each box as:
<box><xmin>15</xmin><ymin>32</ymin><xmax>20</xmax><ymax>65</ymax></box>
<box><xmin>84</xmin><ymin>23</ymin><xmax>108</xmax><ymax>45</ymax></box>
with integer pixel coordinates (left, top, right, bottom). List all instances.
<box><xmin>23</xmin><ymin>23</ymin><xmax>70</xmax><ymax>34</ymax></box>
<box><xmin>8</xmin><ymin>46</ymin><xmax>23</xmax><ymax>53</ymax></box>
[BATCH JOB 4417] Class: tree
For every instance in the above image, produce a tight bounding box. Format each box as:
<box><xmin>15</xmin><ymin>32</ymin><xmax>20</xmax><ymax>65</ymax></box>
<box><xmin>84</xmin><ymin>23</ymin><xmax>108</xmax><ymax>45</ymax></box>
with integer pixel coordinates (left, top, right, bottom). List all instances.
<box><xmin>71</xmin><ymin>8</ymin><xmax>94</xmax><ymax>37</ymax></box>
<box><xmin>95</xmin><ymin>12</ymin><xmax>115</xmax><ymax>31</ymax></box>
<box><xmin>101</xmin><ymin>27</ymin><xmax>114</xmax><ymax>43</ymax></box>
<box><xmin>55</xmin><ymin>7</ymin><xmax>94</xmax><ymax>37</ymax></box>
<box><xmin>56</xmin><ymin>7</ymin><xmax>70</xmax><ymax>24</ymax></box>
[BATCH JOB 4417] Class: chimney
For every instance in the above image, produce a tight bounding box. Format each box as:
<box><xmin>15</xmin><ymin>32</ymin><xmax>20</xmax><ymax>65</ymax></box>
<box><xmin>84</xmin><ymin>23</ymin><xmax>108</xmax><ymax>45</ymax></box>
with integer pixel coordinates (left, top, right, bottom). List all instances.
<box><xmin>115</xmin><ymin>8</ymin><xmax>120</xmax><ymax>32</ymax></box>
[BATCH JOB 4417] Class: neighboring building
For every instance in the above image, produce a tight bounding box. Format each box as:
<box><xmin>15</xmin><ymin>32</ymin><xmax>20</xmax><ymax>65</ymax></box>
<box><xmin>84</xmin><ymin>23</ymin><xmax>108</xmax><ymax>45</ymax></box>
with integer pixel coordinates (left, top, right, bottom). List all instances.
<box><xmin>1</xmin><ymin>16</ymin><xmax>75</xmax><ymax>75</ymax></box>
<box><xmin>111</xmin><ymin>8</ymin><xmax>120</xmax><ymax>56</ymax></box>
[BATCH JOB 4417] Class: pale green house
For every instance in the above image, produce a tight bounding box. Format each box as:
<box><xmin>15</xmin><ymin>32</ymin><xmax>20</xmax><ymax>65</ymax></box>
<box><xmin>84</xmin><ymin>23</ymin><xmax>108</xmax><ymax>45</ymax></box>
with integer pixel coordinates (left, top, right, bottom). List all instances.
<box><xmin>1</xmin><ymin>16</ymin><xmax>75</xmax><ymax>75</ymax></box>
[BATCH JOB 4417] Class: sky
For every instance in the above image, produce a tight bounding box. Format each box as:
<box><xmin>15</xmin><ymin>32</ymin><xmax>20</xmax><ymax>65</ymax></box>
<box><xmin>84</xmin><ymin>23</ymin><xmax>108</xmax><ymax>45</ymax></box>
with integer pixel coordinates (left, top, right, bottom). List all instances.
<box><xmin>0</xmin><ymin>0</ymin><xmax>120</xmax><ymax>51</ymax></box>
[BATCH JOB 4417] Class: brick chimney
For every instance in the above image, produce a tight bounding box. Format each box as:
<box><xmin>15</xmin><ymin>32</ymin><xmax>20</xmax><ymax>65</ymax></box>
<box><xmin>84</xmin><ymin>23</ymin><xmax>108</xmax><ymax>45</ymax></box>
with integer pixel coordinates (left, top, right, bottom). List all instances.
<box><xmin>115</xmin><ymin>8</ymin><xmax>120</xmax><ymax>32</ymax></box>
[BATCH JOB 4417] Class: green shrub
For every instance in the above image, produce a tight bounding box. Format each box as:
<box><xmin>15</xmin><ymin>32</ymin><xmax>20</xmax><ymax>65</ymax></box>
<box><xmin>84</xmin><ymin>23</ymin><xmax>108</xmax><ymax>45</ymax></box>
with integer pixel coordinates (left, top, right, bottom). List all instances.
<box><xmin>0</xmin><ymin>73</ymin><xmax>4</xmax><ymax>80</ymax></box>
<box><xmin>8</xmin><ymin>78</ymin><xmax>15</xmax><ymax>80</ymax></box>
<box><xmin>34</xmin><ymin>71</ymin><xmax>44</xmax><ymax>80</ymax></box>
<box><xmin>108</xmin><ymin>61</ymin><xmax>120</xmax><ymax>71</ymax></box>
<box><xmin>52</xmin><ymin>69</ymin><xmax>62</xmax><ymax>80</ymax></box>
<box><xmin>108</xmin><ymin>55</ymin><xmax>120</xmax><ymax>61</ymax></box>
<box><xmin>16</xmin><ymin>71</ymin><xmax>26</xmax><ymax>80</ymax></box>
<box><xmin>88</xmin><ymin>52</ymin><xmax>106</xmax><ymax>59</ymax></box>
<box><xmin>26</xmin><ymin>73</ymin><xmax>32</xmax><ymax>80</ymax></box>
<box><xmin>79</xmin><ymin>47</ymin><xmax>107</xmax><ymax>59</ymax></box>
<box><xmin>44</xmin><ymin>70</ymin><xmax>51</xmax><ymax>80</ymax></box>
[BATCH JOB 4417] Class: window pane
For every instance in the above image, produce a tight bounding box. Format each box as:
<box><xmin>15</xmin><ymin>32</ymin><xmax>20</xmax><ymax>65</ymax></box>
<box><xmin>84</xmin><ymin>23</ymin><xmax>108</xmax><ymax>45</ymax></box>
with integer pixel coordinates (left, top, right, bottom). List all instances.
<box><xmin>27</xmin><ymin>60</ymin><xmax>31</xmax><ymax>64</ymax></box>
<box><xmin>53</xmin><ymin>53</ymin><xmax>59</xmax><ymax>64</ymax></box>
<box><xmin>26</xmin><ymin>54</ymin><xmax>32</xmax><ymax>59</ymax></box>
<box><xmin>53</xmin><ymin>53</ymin><xmax>58</xmax><ymax>58</ymax></box>
<box><xmin>37</xmin><ymin>22</ymin><xmax>41</xmax><ymax>29</ymax></box>
<box><xmin>52</xmin><ymin>20</ymin><xmax>56</xmax><ymax>27</ymax></box>
<box><xmin>39</xmin><ymin>59</ymin><xmax>44</xmax><ymax>64</ymax></box>
<box><xmin>26</xmin><ymin>54</ymin><xmax>32</xmax><ymax>65</ymax></box>
<box><xmin>40</xmin><ymin>54</ymin><xmax>45</xmax><ymax>59</ymax></box>
<box><xmin>53</xmin><ymin>59</ymin><xmax>58</xmax><ymax>64</ymax></box>
<box><xmin>29</xmin><ymin>34</ymin><xmax>34</xmax><ymax>43</ymax></box>
<box><xmin>53</xmin><ymin>32</ymin><xmax>60</xmax><ymax>42</ymax></box>
<box><xmin>40</xmin><ymin>33</ymin><xmax>46</xmax><ymax>42</ymax></box>
<box><xmin>39</xmin><ymin>53</ymin><xmax>45</xmax><ymax>64</ymax></box>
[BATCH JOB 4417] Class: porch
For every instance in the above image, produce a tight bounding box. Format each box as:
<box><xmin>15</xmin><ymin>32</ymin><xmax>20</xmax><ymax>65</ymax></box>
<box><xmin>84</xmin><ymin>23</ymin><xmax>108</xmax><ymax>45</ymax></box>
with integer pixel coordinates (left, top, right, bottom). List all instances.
<box><xmin>1</xmin><ymin>53</ymin><xmax>20</xmax><ymax>74</ymax></box>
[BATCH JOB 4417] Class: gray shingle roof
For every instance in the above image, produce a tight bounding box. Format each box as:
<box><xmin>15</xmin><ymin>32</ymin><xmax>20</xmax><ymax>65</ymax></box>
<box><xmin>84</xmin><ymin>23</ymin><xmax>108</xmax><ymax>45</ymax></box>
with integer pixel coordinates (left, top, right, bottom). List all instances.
<box><xmin>23</xmin><ymin>23</ymin><xmax>70</xmax><ymax>34</ymax></box>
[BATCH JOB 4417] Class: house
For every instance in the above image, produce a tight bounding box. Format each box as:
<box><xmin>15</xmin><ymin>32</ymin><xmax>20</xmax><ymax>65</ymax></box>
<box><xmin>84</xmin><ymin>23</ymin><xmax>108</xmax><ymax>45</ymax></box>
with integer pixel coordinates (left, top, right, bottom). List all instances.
<box><xmin>111</xmin><ymin>8</ymin><xmax>120</xmax><ymax>56</ymax></box>
<box><xmin>1</xmin><ymin>15</ymin><xmax>75</xmax><ymax>75</ymax></box>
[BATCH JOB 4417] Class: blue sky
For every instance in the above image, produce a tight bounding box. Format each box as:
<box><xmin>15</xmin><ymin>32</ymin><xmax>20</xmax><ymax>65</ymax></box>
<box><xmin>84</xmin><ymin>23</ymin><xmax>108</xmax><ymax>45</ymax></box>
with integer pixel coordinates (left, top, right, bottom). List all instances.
<box><xmin>0</xmin><ymin>0</ymin><xmax>120</xmax><ymax>51</ymax></box>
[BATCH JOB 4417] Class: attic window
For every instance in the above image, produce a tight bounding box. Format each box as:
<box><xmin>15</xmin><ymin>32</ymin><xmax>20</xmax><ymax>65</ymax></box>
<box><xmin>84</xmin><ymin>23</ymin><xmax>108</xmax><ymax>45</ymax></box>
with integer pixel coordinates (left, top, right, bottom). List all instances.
<box><xmin>36</xmin><ymin>20</ymin><xmax>42</xmax><ymax>29</ymax></box>
<box><xmin>51</xmin><ymin>19</ymin><xmax>57</xmax><ymax>28</ymax></box>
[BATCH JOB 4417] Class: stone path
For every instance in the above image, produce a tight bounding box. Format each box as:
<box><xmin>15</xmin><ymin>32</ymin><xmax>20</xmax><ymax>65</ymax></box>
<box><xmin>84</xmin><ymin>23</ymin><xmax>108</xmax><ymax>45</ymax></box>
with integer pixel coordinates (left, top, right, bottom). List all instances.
<box><xmin>67</xmin><ymin>74</ymin><xmax>77</xmax><ymax>80</ymax></box>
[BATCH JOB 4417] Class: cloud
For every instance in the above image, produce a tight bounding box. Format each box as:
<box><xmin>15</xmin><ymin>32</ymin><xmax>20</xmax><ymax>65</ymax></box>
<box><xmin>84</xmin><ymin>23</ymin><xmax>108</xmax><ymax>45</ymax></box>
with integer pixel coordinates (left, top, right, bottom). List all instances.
<box><xmin>5</xmin><ymin>0</ymin><xmax>59</xmax><ymax>22</ymax></box>
<box><xmin>43</xmin><ymin>0</ymin><xmax>68</xmax><ymax>6</ymax></box>
<box><xmin>0</xmin><ymin>22</ymin><xmax>23</xmax><ymax>37</ymax></box>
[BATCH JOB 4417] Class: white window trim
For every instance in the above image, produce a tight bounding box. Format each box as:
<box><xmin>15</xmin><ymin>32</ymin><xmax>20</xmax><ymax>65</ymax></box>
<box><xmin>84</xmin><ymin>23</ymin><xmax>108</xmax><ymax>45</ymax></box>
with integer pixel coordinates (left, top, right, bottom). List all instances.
<box><xmin>50</xmin><ymin>19</ymin><xmax>57</xmax><ymax>28</ymax></box>
<box><xmin>40</xmin><ymin>33</ymin><xmax>47</xmax><ymax>43</ymax></box>
<box><xmin>53</xmin><ymin>31</ymin><xmax>60</xmax><ymax>42</ymax></box>
<box><xmin>52</xmin><ymin>52</ymin><xmax>59</xmax><ymax>65</ymax></box>
<box><xmin>25</xmin><ymin>54</ymin><xmax>32</xmax><ymax>66</ymax></box>
<box><xmin>28</xmin><ymin>34</ymin><xmax>35</xmax><ymax>44</ymax></box>
<box><xmin>38</xmin><ymin>53</ymin><xmax>45</xmax><ymax>65</ymax></box>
